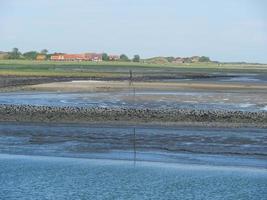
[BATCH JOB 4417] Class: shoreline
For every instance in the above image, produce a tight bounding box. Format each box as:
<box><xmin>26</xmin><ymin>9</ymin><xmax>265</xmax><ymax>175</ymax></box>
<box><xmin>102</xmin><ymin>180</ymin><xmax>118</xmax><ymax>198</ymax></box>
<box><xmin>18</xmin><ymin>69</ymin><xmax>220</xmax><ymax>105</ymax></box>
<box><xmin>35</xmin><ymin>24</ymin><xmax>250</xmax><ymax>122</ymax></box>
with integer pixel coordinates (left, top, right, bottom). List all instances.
<box><xmin>0</xmin><ymin>152</ymin><xmax>266</xmax><ymax>171</ymax></box>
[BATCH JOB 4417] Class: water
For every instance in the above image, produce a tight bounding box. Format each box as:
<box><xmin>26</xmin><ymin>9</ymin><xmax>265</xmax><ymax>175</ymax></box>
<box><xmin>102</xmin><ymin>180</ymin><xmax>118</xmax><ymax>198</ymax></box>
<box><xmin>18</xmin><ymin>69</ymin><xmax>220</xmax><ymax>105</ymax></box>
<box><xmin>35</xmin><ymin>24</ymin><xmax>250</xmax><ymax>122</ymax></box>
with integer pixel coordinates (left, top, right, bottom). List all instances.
<box><xmin>220</xmin><ymin>74</ymin><xmax>267</xmax><ymax>83</ymax></box>
<box><xmin>0</xmin><ymin>154</ymin><xmax>266</xmax><ymax>200</ymax></box>
<box><xmin>1</xmin><ymin>74</ymin><xmax>267</xmax><ymax>199</ymax></box>
<box><xmin>0</xmin><ymin>122</ymin><xmax>266</xmax><ymax>168</ymax></box>
<box><xmin>0</xmin><ymin>90</ymin><xmax>267</xmax><ymax>111</ymax></box>
<box><xmin>0</xmin><ymin>123</ymin><xmax>267</xmax><ymax>199</ymax></box>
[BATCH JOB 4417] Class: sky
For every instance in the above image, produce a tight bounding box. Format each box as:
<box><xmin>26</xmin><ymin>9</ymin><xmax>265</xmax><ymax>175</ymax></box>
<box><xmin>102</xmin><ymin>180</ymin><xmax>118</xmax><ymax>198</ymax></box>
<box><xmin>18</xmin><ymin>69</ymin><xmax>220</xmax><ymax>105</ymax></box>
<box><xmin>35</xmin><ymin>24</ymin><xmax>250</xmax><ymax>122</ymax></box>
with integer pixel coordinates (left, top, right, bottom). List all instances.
<box><xmin>0</xmin><ymin>0</ymin><xmax>267</xmax><ymax>63</ymax></box>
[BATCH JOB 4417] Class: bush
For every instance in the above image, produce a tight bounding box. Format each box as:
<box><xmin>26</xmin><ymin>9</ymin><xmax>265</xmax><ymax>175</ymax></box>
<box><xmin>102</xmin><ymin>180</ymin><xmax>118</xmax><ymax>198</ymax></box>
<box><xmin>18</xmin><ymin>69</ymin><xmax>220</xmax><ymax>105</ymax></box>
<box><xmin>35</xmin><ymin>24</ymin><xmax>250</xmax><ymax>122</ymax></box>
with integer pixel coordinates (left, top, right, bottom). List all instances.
<box><xmin>199</xmin><ymin>56</ymin><xmax>210</xmax><ymax>62</ymax></box>
<box><xmin>8</xmin><ymin>48</ymin><xmax>21</xmax><ymax>59</ymax></box>
<box><xmin>23</xmin><ymin>51</ymin><xmax>38</xmax><ymax>60</ymax></box>
<box><xmin>120</xmin><ymin>54</ymin><xmax>130</xmax><ymax>62</ymax></box>
<box><xmin>133</xmin><ymin>55</ymin><xmax>140</xmax><ymax>62</ymax></box>
<box><xmin>102</xmin><ymin>53</ymin><xmax>109</xmax><ymax>61</ymax></box>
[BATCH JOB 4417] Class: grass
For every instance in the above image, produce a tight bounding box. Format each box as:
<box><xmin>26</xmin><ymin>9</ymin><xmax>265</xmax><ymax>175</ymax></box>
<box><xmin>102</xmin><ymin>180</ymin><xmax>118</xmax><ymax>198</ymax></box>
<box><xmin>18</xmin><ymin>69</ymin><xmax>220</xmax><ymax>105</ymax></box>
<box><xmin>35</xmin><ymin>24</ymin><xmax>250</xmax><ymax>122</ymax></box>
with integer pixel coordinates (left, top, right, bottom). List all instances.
<box><xmin>0</xmin><ymin>59</ymin><xmax>267</xmax><ymax>77</ymax></box>
<box><xmin>1</xmin><ymin>59</ymin><xmax>267</xmax><ymax>68</ymax></box>
<box><xmin>0</xmin><ymin>70</ymin><xmax>125</xmax><ymax>78</ymax></box>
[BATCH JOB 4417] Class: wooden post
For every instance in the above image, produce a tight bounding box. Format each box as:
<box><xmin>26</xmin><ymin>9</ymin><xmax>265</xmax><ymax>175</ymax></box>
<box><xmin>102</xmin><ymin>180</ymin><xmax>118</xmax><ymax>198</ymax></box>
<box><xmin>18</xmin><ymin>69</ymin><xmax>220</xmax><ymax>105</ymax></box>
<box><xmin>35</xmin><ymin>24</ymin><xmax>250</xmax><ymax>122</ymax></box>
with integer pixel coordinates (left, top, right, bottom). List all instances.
<box><xmin>133</xmin><ymin>127</ymin><xmax>136</xmax><ymax>166</ymax></box>
<box><xmin>129</xmin><ymin>70</ymin><xmax>133</xmax><ymax>86</ymax></box>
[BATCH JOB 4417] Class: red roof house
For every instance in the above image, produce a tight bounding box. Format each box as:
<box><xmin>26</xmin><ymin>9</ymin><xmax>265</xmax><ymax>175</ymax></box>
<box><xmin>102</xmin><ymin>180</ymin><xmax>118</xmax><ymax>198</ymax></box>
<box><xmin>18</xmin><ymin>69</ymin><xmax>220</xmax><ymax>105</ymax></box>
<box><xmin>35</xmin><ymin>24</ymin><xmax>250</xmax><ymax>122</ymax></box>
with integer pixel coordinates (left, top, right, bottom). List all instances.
<box><xmin>50</xmin><ymin>53</ymin><xmax>102</xmax><ymax>61</ymax></box>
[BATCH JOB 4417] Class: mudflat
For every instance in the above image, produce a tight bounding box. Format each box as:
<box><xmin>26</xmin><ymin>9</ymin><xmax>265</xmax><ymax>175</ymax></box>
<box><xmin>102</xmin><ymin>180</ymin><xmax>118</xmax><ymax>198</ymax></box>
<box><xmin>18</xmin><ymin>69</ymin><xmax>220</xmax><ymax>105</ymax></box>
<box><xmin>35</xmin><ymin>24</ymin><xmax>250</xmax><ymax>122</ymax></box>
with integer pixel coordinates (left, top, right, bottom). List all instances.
<box><xmin>25</xmin><ymin>80</ymin><xmax>267</xmax><ymax>92</ymax></box>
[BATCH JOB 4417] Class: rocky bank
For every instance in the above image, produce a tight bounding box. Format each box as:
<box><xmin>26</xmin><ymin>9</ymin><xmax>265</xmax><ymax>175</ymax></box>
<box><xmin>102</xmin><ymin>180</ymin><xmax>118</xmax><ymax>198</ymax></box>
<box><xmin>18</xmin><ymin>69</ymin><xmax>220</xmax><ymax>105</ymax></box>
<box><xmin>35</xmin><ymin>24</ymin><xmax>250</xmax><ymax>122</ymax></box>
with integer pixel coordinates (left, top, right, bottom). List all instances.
<box><xmin>0</xmin><ymin>104</ymin><xmax>266</xmax><ymax>127</ymax></box>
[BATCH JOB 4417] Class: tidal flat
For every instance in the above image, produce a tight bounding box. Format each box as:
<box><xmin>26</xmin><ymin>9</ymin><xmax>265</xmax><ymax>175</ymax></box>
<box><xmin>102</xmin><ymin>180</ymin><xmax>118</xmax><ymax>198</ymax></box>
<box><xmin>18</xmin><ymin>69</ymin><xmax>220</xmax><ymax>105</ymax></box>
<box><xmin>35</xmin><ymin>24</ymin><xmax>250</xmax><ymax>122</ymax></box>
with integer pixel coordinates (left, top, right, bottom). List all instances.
<box><xmin>1</xmin><ymin>86</ymin><xmax>267</xmax><ymax>127</ymax></box>
<box><xmin>0</xmin><ymin>66</ymin><xmax>267</xmax><ymax>199</ymax></box>
<box><xmin>0</xmin><ymin>122</ymin><xmax>266</xmax><ymax>168</ymax></box>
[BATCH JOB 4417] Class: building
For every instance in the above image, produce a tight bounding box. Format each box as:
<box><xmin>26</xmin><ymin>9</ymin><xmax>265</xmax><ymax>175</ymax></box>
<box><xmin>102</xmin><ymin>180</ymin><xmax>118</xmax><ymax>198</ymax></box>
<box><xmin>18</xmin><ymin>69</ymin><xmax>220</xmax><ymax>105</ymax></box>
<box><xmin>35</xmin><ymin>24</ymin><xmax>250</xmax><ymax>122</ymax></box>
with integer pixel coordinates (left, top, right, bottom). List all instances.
<box><xmin>36</xmin><ymin>54</ymin><xmax>46</xmax><ymax>61</ymax></box>
<box><xmin>0</xmin><ymin>51</ymin><xmax>8</xmax><ymax>60</ymax></box>
<box><xmin>172</xmin><ymin>57</ymin><xmax>185</xmax><ymax>64</ymax></box>
<box><xmin>50</xmin><ymin>54</ymin><xmax>65</xmax><ymax>61</ymax></box>
<box><xmin>62</xmin><ymin>54</ymin><xmax>86</xmax><ymax>61</ymax></box>
<box><xmin>50</xmin><ymin>53</ymin><xmax>102</xmax><ymax>61</ymax></box>
<box><xmin>109</xmin><ymin>55</ymin><xmax>120</xmax><ymax>61</ymax></box>
<box><xmin>85</xmin><ymin>53</ymin><xmax>102</xmax><ymax>61</ymax></box>
<box><xmin>190</xmin><ymin>56</ymin><xmax>200</xmax><ymax>63</ymax></box>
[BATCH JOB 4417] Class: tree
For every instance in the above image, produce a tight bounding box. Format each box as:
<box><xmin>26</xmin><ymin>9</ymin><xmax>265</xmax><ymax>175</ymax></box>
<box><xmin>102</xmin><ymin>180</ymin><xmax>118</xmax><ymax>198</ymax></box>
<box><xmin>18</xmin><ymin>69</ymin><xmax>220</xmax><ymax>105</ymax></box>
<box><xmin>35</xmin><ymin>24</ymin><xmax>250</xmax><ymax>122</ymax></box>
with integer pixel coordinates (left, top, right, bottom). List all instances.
<box><xmin>165</xmin><ymin>57</ymin><xmax>175</xmax><ymax>62</ymax></box>
<box><xmin>8</xmin><ymin>48</ymin><xmax>21</xmax><ymax>59</ymax></box>
<box><xmin>102</xmin><ymin>53</ymin><xmax>109</xmax><ymax>61</ymax></box>
<box><xmin>46</xmin><ymin>54</ymin><xmax>54</xmax><ymax>60</ymax></box>
<box><xmin>41</xmin><ymin>49</ymin><xmax>48</xmax><ymax>55</ymax></box>
<box><xmin>23</xmin><ymin>51</ymin><xmax>38</xmax><ymax>60</ymax></box>
<box><xmin>199</xmin><ymin>56</ymin><xmax>210</xmax><ymax>62</ymax></box>
<box><xmin>133</xmin><ymin>55</ymin><xmax>140</xmax><ymax>62</ymax></box>
<box><xmin>12</xmin><ymin>48</ymin><xmax>19</xmax><ymax>54</ymax></box>
<box><xmin>120</xmin><ymin>54</ymin><xmax>130</xmax><ymax>62</ymax></box>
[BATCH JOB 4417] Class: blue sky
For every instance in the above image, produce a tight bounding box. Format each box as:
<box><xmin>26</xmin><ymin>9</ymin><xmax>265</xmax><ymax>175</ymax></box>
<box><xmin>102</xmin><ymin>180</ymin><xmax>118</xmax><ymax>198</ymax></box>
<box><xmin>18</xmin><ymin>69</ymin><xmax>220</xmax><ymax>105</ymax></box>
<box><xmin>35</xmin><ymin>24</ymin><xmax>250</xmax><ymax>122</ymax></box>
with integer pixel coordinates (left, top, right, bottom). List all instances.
<box><xmin>1</xmin><ymin>0</ymin><xmax>267</xmax><ymax>63</ymax></box>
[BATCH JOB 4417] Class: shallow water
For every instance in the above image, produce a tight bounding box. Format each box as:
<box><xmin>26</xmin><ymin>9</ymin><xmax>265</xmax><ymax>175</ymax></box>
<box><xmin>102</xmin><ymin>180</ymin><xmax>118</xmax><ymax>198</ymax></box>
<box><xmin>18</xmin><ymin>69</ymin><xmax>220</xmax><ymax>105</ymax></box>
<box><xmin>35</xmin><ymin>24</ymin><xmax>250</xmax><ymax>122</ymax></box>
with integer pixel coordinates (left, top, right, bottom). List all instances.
<box><xmin>0</xmin><ymin>122</ymin><xmax>266</xmax><ymax>168</ymax></box>
<box><xmin>1</xmin><ymin>123</ymin><xmax>267</xmax><ymax>199</ymax></box>
<box><xmin>0</xmin><ymin>90</ymin><xmax>267</xmax><ymax>111</ymax></box>
<box><xmin>0</xmin><ymin>154</ymin><xmax>266</xmax><ymax>200</ymax></box>
<box><xmin>164</xmin><ymin>73</ymin><xmax>267</xmax><ymax>83</ymax></box>
<box><xmin>220</xmin><ymin>74</ymin><xmax>267</xmax><ymax>83</ymax></box>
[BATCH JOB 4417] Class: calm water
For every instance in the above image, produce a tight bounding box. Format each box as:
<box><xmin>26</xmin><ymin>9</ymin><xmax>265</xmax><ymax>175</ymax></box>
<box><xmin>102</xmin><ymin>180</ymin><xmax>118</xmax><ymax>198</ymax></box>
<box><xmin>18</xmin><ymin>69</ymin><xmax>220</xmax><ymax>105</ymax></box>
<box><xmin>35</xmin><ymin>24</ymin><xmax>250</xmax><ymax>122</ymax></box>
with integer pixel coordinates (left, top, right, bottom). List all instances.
<box><xmin>0</xmin><ymin>154</ymin><xmax>266</xmax><ymax>200</ymax></box>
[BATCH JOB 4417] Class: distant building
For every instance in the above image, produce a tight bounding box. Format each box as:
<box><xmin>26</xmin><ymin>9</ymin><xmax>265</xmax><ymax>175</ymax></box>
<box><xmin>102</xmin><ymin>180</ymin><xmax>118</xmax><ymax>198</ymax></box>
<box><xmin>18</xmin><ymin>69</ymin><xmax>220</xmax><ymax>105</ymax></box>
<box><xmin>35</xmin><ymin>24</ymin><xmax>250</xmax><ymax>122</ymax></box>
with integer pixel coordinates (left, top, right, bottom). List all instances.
<box><xmin>0</xmin><ymin>51</ymin><xmax>8</xmax><ymax>60</ymax></box>
<box><xmin>85</xmin><ymin>53</ymin><xmax>102</xmax><ymax>61</ymax></box>
<box><xmin>50</xmin><ymin>53</ymin><xmax>102</xmax><ymax>61</ymax></box>
<box><xmin>109</xmin><ymin>55</ymin><xmax>120</xmax><ymax>61</ymax></box>
<box><xmin>50</xmin><ymin>54</ymin><xmax>65</xmax><ymax>61</ymax></box>
<box><xmin>190</xmin><ymin>56</ymin><xmax>200</xmax><ymax>63</ymax></box>
<box><xmin>172</xmin><ymin>57</ymin><xmax>185</xmax><ymax>63</ymax></box>
<box><xmin>172</xmin><ymin>56</ymin><xmax>204</xmax><ymax>64</ymax></box>
<box><xmin>36</xmin><ymin>54</ymin><xmax>46</xmax><ymax>61</ymax></box>
<box><xmin>183</xmin><ymin>57</ymin><xmax>192</xmax><ymax>63</ymax></box>
<box><xmin>63</xmin><ymin>54</ymin><xmax>86</xmax><ymax>61</ymax></box>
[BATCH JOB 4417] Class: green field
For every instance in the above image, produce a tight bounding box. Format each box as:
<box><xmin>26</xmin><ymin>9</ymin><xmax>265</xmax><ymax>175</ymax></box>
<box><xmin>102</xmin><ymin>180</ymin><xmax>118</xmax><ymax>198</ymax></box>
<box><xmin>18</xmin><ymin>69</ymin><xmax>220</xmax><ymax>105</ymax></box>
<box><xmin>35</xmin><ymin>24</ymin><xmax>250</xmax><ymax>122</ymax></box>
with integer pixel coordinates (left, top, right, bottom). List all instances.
<box><xmin>0</xmin><ymin>59</ymin><xmax>267</xmax><ymax>78</ymax></box>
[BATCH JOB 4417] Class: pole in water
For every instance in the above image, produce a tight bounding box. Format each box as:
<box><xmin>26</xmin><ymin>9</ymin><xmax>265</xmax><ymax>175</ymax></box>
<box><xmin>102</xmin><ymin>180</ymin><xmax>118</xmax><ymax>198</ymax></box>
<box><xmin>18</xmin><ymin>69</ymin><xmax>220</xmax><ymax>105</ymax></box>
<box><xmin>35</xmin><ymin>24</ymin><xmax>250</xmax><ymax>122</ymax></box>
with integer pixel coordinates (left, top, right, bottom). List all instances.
<box><xmin>133</xmin><ymin>127</ymin><xmax>136</xmax><ymax>166</ymax></box>
<box><xmin>133</xmin><ymin>87</ymin><xmax>136</xmax><ymax>104</ymax></box>
<box><xmin>129</xmin><ymin>70</ymin><xmax>133</xmax><ymax>86</ymax></box>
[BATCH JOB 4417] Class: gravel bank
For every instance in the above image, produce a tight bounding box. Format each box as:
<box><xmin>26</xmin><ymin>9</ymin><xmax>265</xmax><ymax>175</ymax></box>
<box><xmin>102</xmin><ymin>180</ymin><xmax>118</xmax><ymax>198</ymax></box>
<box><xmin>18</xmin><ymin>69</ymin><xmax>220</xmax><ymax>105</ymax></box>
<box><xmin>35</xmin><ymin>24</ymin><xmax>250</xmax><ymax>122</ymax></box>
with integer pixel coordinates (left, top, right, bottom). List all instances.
<box><xmin>0</xmin><ymin>104</ymin><xmax>266</xmax><ymax>127</ymax></box>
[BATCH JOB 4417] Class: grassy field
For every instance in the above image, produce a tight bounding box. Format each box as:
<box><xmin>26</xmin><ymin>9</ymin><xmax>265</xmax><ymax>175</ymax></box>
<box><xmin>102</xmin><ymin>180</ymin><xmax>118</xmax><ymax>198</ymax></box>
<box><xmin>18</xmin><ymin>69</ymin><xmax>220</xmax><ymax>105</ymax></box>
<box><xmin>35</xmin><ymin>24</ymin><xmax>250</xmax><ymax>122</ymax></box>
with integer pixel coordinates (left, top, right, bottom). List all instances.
<box><xmin>0</xmin><ymin>59</ymin><xmax>267</xmax><ymax>77</ymax></box>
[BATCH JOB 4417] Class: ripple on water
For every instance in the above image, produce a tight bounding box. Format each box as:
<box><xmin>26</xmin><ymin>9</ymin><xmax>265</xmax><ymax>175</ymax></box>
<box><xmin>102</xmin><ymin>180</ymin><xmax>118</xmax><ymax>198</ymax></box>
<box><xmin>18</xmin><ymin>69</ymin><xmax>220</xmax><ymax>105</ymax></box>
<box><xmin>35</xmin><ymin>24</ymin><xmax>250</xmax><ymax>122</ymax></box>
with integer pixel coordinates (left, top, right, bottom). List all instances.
<box><xmin>0</xmin><ymin>154</ymin><xmax>266</xmax><ymax>200</ymax></box>
<box><xmin>261</xmin><ymin>106</ymin><xmax>267</xmax><ymax>111</ymax></box>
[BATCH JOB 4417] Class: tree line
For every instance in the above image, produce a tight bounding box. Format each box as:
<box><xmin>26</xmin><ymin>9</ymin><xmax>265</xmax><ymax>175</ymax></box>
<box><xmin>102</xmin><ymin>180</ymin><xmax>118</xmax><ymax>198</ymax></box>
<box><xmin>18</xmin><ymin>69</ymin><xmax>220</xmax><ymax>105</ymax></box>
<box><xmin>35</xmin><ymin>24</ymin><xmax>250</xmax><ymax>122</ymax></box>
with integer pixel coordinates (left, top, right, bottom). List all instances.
<box><xmin>102</xmin><ymin>53</ymin><xmax>140</xmax><ymax>62</ymax></box>
<box><xmin>5</xmin><ymin>48</ymin><xmax>49</xmax><ymax>60</ymax></box>
<box><xmin>5</xmin><ymin>48</ymin><xmax>141</xmax><ymax>62</ymax></box>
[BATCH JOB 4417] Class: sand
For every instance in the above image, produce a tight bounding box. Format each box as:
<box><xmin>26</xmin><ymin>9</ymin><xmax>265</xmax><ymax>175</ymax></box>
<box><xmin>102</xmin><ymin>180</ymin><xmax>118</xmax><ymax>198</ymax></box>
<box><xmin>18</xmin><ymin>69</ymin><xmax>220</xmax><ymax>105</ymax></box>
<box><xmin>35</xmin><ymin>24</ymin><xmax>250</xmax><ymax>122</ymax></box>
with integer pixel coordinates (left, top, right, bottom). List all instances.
<box><xmin>24</xmin><ymin>80</ymin><xmax>267</xmax><ymax>92</ymax></box>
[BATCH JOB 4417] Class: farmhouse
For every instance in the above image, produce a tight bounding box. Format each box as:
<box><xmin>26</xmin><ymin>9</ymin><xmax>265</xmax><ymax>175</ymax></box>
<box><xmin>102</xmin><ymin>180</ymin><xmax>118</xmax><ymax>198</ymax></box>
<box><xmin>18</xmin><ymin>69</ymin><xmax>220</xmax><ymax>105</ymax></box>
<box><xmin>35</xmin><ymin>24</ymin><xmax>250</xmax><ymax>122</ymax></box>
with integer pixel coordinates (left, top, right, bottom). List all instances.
<box><xmin>50</xmin><ymin>54</ymin><xmax>65</xmax><ymax>61</ymax></box>
<box><xmin>0</xmin><ymin>51</ymin><xmax>8</xmax><ymax>60</ymax></box>
<box><xmin>50</xmin><ymin>53</ymin><xmax>102</xmax><ymax>61</ymax></box>
<box><xmin>109</xmin><ymin>55</ymin><xmax>120</xmax><ymax>61</ymax></box>
<box><xmin>85</xmin><ymin>53</ymin><xmax>102</xmax><ymax>61</ymax></box>
<box><xmin>36</xmin><ymin>54</ymin><xmax>46</xmax><ymax>61</ymax></box>
<box><xmin>63</xmin><ymin>54</ymin><xmax>86</xmax><ymax>61</ymax></box>
<box><xmin>191</xmin><ymin>56</ymin><xmax>200</xmax><ymax>63</ymax></box>
<box><xmin>172</xmin><ymin>57</ymin><xmax>185</xmax><ymax>64</ymax></box>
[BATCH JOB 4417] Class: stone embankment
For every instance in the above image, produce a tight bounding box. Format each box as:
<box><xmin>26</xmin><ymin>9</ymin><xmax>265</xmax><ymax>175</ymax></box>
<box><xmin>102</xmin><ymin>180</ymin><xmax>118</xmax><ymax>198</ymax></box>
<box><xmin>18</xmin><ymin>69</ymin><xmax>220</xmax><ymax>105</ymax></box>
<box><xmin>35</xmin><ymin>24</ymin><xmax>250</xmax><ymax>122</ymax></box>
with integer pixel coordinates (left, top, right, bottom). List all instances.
<box><xmin>0</xmin><ymin>104</ymin><xmax>266</xmax><ymax>127</ymax></box>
